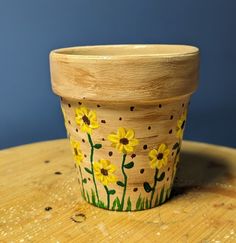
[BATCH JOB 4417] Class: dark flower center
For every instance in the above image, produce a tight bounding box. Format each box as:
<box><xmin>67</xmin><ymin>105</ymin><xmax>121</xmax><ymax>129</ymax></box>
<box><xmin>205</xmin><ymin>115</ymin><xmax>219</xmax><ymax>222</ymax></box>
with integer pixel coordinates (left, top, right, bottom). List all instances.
<box><xmin>82</xmin><ymin>115</ymin><xmax>90</xmax><ymax>125</ymax></box>
<box><xmin>120</xmin><ymin>138</ymin><xmax>129</xmax><ymax>145</ymax></box>
<box><xmin>157</xmin><ymin>153</ymin><xmax>164</xmax><ymax>160</ymax></box>
<box><xmin>181</xmin><ymin>120</ymin><xmax>185</xmax><ymax>129</ymax></box>
<box><xmin>101</xmin><ymin>168</ymin><xmax>108</xmax><ymax>176</ymax></box>
<box><xmin>74</xmin><ymin>148</ymin><xmax>78</xmax><ymax>156</ymax></box>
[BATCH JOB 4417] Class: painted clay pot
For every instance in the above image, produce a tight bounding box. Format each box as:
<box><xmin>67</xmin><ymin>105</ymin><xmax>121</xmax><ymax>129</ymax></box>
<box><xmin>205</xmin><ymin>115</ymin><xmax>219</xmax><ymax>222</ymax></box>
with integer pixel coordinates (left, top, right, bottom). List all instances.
<box><xmin>49</xmin><ymin>44</ymin><xmax>199</xmax><ymax>211</ymax></box>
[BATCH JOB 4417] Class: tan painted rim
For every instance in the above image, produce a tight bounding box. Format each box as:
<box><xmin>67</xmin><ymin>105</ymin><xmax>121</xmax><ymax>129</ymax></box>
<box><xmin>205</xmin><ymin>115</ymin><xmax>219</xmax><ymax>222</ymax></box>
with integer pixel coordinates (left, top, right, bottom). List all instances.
<box><xmin>51</xmin><ymin>44</ymin><xmax>199</xmax><ymax>60</ymax></box>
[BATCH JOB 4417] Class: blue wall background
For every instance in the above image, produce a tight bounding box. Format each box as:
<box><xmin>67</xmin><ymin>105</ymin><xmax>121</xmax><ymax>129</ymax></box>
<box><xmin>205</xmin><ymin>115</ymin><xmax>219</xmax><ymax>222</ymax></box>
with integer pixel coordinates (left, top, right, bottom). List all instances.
<box><xmin>0</xmin><ymin>0</ymin><xmax>235</xmax><ymax>149</ymax></box>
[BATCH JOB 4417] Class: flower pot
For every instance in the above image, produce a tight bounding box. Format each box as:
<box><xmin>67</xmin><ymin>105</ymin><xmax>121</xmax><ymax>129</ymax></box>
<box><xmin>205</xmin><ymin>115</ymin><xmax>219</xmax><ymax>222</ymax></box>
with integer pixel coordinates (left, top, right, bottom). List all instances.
<box><xmin>49</xmin><ymin>44</ymin><xmax>199</xmax><ymax>211</ymax></box>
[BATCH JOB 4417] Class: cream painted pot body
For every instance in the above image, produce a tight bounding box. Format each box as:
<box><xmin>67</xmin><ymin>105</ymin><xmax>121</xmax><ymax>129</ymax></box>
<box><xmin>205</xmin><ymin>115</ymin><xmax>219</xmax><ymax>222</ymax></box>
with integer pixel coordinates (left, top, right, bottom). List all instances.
<box><xmin>50</xmin><ymin>44</ymin><xmax>199</xmax><ymax>211</ymax></box>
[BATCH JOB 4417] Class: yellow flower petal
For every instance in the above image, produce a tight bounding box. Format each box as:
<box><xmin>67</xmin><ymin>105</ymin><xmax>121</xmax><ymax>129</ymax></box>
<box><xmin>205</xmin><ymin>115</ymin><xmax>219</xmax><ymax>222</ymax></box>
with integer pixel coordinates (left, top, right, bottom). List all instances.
<box><xmin>115</xmin><ymin>143</ymin><xmax>123</xmax><ymax>153</ymax></box>
<box><xmin>81</xmin><ymin>123</ymin><xmax>91</xmax><ymax>133</ymax></box>
<box><xmin>150</xmin><ymin>159</ymin><xmax>157</xmax><ymax>169</ymax></box>
<box><xmin>108</xmin><ymin>133</ymin><xmax>119</xmax><ymax>143</ymax></box>
<box><xmin>158</xmin><ymin>144</ymin><xmax>167</xmax><ymax>153</ymax></box>
<box><xmin>177</xmin><ymin>119</ymin><xmax>183</xmax><ymax>128</ymax></box>
<box><xmin>124</xmin><ymin>145</ymin><xmax>134</xmax><ymax>153</ymax></box>
<box><xmin>164</xmin><ymin>149</ymin><xmax>170</xmax><ymax>156</ymax></box>
<box><xmin>149</xmin><ymin>149</ymin><xmax>157</xmax><ymax>159</ymax></box>
<box><xmin>156</xmin><ymin>160</ymin><xmax>163</xmax><ymax>170</ymax></box>
<box><xmin>88</xmin><ymin>110</ymin><xmax>96</xmax><ymax>120</ymax></box>
<box><xmin>176</xmin><ymin>129</ymin><xmax>183</xmax><ymax>139</ymax></box>
<box><xmin>102</xmin><ymin>176</ymin><xmax>109</xmax><ymax>186</ymax></box>
<box><xmin>118</xmin><ymin>127</ymin><xmax>126</xmax><ymax>138</ymax></box>
<box><xmin>129</xmin><ymin>138</ymin><xmax>139</xmax><ymax>146</ymax></box>
<box><xmin>101</xmin><ymin>159</ymin><xmax>109</xmax><ymax>168</ymax></box>
<box><xmin>107</xmin><ymin>164</ymin><xmax>116</xmax><ymax>173</ymax></box>
<box><xmin>93</xmin><ymin>161</ymin><xmax>100</xmax><ymax>170</ymax></box>
<box><xmin>107</xmin><ymin>174</ymin><xmax>117</xmax><ymax>183</ymax></box>
<box><xmin>125</xmin><ymin>129</ymin><xmax>135</xmax><ymax>139</ymax></box>
<box><xmin>162</xmin><ymin>157</ymin><xmax>168</xmax><ymax>166</ymax></box>
<box><xmin>90</xmin><ymin>121</ymin><xmax>99</xmax><ymax>129</ymax></box>
<box><xmin>176</xmin><ymin>111</ymin><xmax>187</xmax><ymax>139</ymax></box>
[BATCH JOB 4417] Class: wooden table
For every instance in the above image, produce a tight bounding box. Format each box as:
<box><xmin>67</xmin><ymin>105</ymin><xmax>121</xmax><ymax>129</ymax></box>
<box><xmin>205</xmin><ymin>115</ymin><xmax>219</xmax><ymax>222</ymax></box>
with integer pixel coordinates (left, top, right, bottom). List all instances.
<box><xmin>0</xmin><ymin>139</ymin><xmax>235</xmax><ymax>243</ymax></box>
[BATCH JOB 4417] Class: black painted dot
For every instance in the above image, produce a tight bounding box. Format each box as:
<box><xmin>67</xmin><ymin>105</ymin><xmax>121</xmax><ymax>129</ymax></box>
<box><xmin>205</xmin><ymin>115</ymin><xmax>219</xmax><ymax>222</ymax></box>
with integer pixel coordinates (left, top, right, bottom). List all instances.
<box><xmin>102</xmin><ymin>138</ymin><xmax>105</xmax><ymax>141</ymax></box>
<box><xmin>82</xmin><ymin>139</ymin><xmax>85</xmax><ymax>143</ymax></box>
<box><xmin>45</xmin><ymin>207</ymin><xmax>52</xmax><ymax>211</ymax></box>
<box><xmin>101</xmin><ymin>120</ymin><xmax>106</xmax><ymax>123</ymax></box>
<box><xmin>68</xmin><ymin>104</ymin><xmax>71</xmax><ymax>108</ymax></box>
<box><xmin>182</xmin><ymin>103</ymin><xmax>185</xmax><ymax>107</ymax></box>
<box><xmin>119</xmin><ymin>117</ymin><xmax>122</xmax><ymax>121</ymax></box>
<box><xmin>84</xmin><ymin>154</ymin><xmax>87</xmax><ymax>158</ymax></box>
<box><xmin>148</xmin><ymin>126</ymin><xmax>151</xmax><ymax>130</ymax></box>
<box><xmin>167</xmin><ymin>177</ymin><xmax>169</xmax><ymax>181</ymax></box>
<box><xmin>169</xmin><ymin>129</ymin><xmax>173</xmax><ymax>134</ymax></box>
<box><xmin>143</xmin><ymin>144</ymin><xmax>148</xmax><ymax>150</ymax></box>
<box><xmin>88</xmin><ymin>178</ymin><xmax>91</xmax><ymax>181</ymax></box>
<box><xmin>133</xmin><ymin>188</ymin><xmax>138</xmax><ymax>192</ymax></box>
<box><xmin>172</xmin><ymin>152</ymin><xmax>174</xmax><ymax>156</ymax></box>
<box><xmin>76</xmin><ymin>128</ymin><xmax>78</xmax><ymax>132</ymax></box>
<box><xmin>54</xmin><ymin>171</ymin><xmax>62</xmax><ymax>175</ymax></box>
<box><xmin>130</xmin><ymin>106</ymin><xmax>135</xmax><ymax>111</ymax></box>
<box><xmin>68</xmin><ymin>120</ymin><xmax>71</xmax><ymax>125</ymax></box>
<box><xmin>170</xmin><ymin>115</ymin><xmax>174</xmax><ymax>120</ymax></box>
<box><xmin>131</xmin><ymin>154</ymin><xmax>136</xmax><ymax>159</ymax></box>
<box><xmin>108</xmin><ymin>151</ymin><xmax>113</xmax><ymax>157</ymax></box>
<box><xmin>44</xmin><ymin>160</ymin><xmax>50</xmax><ymax>163</ymax></box>
<box><xmin>168</xmin><ymin>167</ymin><xmax>170</xmax><ymax>171</ymax></box>
<box><xmin>78</xmin><ymin>102</ymin><xmax>82</xmax><ymax>105</ymax></box>
<box><xmin>97</xmin><ymin>104</ymin><xmax>101</xmax><ymax>108</ymax></box>
<box><xmin>140</xmin><ymin>168</ymin><xmax>145</xmax><ymax>174</ymax></box>
<box><xmin>159</xmin><ymin>104</ymin><xmax>162</xmax><ymax>108</ymax></box>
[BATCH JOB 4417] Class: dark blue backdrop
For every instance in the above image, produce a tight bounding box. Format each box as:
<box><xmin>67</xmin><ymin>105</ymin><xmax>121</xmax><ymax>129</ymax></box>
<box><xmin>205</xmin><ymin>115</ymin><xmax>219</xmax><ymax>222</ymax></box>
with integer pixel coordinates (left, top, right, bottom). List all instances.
<box><xmin>0</xmin><ymin>0</ymin><xmax>235</xmax><ymax>149</ymax></box>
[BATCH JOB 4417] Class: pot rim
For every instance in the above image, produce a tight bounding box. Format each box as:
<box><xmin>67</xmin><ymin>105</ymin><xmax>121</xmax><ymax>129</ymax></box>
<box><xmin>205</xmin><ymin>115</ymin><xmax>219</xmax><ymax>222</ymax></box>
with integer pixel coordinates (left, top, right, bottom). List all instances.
<box><xmin>50</xmin><ymin>44</ymin><xmax>199</xmax><ymax>60</ymax></box>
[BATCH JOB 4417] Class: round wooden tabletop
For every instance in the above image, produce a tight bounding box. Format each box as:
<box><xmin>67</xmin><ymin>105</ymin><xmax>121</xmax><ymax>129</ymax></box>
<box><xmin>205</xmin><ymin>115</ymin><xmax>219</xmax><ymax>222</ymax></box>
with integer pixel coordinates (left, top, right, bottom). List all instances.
<box><xmin>0</xmin><ymin>139</ymin><xmax>235</xmax><ymax>242</ymax></box>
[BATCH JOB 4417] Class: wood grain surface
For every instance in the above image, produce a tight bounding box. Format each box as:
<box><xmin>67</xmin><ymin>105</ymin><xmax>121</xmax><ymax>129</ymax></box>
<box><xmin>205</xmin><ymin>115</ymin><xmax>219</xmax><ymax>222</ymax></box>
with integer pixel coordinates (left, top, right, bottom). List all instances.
<box><xmin>0</xmin><ymin>139</ymin><xmax>235</xmax><ymax>243</ymax></box>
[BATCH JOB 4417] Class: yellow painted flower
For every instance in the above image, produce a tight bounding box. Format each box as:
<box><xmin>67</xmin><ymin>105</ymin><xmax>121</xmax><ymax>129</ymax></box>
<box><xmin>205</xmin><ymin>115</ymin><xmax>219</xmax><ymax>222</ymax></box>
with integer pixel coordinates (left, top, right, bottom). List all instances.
<box><xmin>93</xmin><ymin>159</ymin><xmax>117</xmax><ymax>186</ymax></box>
<box><xmin>149</xmin><ymin>144</ymin><xmax>170</xmax><ymax>169</ymax></box>
<box><xmin>108</xmin><ymin>127</ymin><xmax>139</xmax><ymax>154</ymax></box>
<box><xmin>75</xmin><ymin>106</ymin><xmax>99</xmax><ymax>134</ymax></box>
<box><xmin>176</xmin><ymin>111</ymin><xmax>187</xmax><ymax>139</ymax></box>
<box><xmin>70</xmin><ymin>138</ymin><xmax>83</xmax><ymax>166</ymax></box>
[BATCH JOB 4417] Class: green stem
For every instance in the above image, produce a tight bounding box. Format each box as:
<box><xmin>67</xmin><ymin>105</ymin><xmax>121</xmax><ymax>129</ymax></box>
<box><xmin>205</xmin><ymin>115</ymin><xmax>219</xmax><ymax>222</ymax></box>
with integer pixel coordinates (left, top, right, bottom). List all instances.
<box><xmin>104</xmin><ymin>185</ymin><xmax>110</xmax><ymax>209</ymax></box>
<box><xmin>87</xmin><ymin>133</ymin><xmax>100</xmax><ymax>203</ymax></box>
<box><xmin>150</xmin><ymin>168</ymin><xmax>158</xmax><ymax>208</ymax></box>
<box><xmin>121</xmin><ymin>153</ymin><xmax>127</xmax><ymax>210</ymax></box>
<box><xmin>78</xmin><ymin>165</ymin><xmax>85</xmax><ymax>199</ymax></box>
